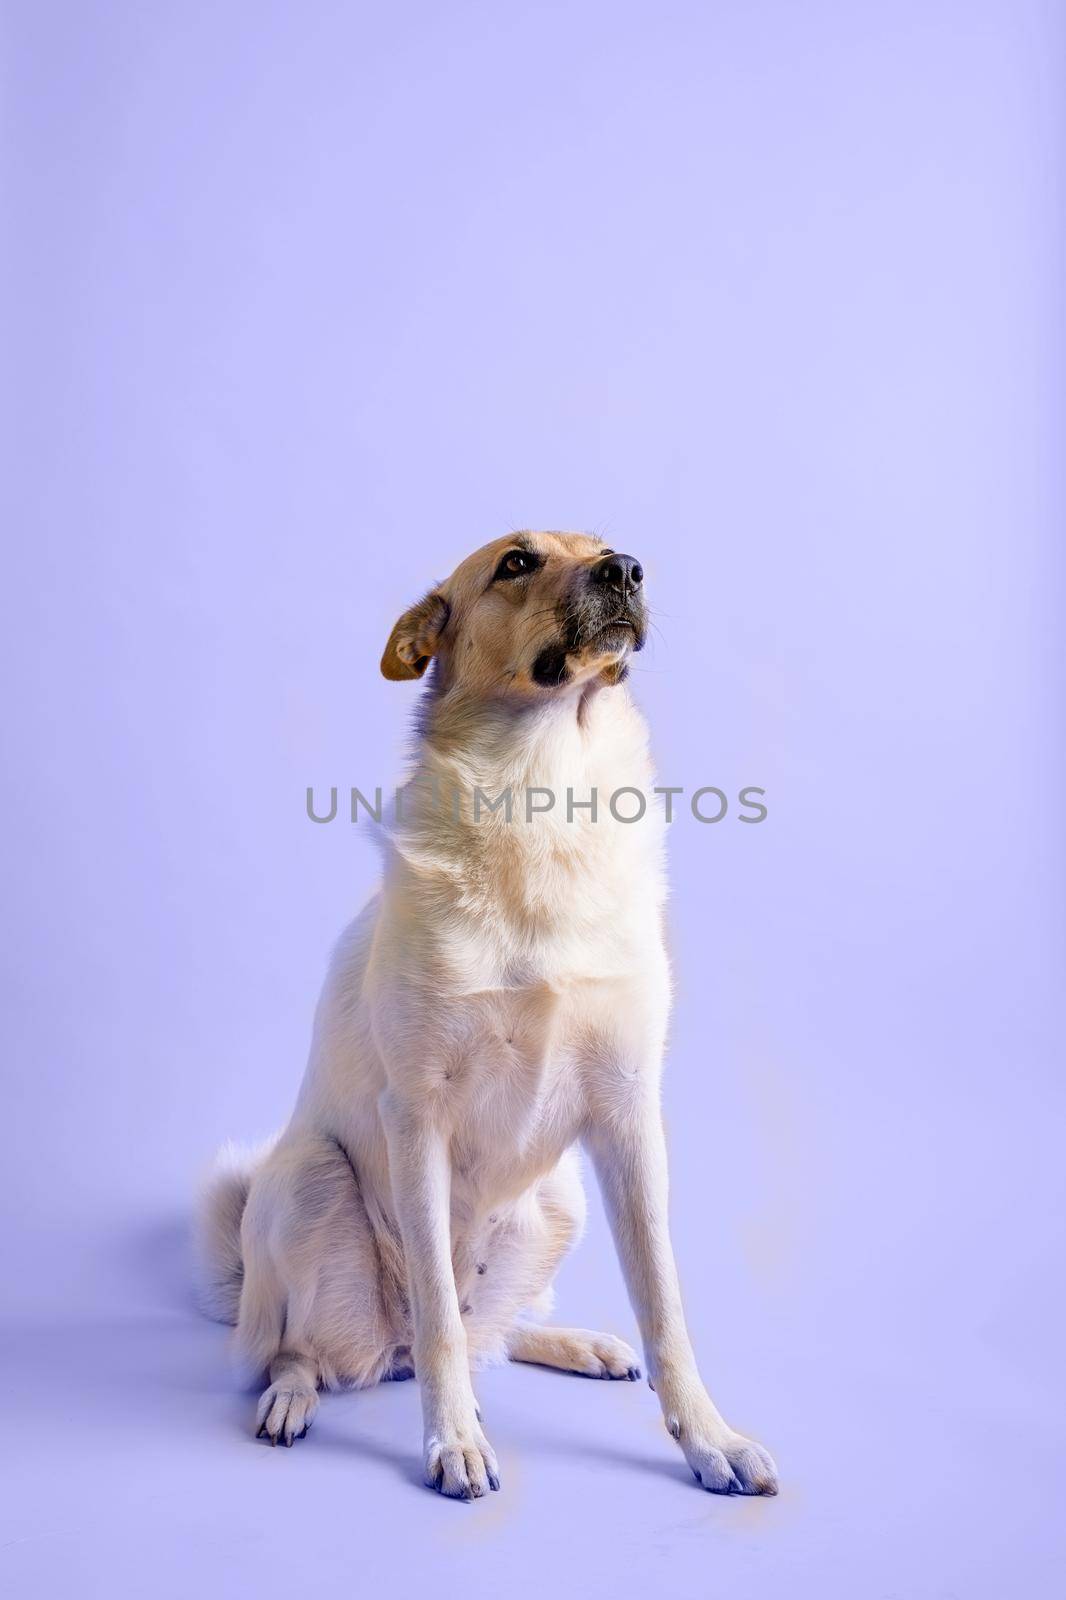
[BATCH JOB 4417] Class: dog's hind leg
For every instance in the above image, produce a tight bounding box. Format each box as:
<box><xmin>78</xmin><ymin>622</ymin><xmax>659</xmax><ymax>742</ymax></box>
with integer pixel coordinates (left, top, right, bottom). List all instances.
<box><xmin>477</xmin><ymin>1151</ymin><xmax>638</xmax><ymax>1381</ymax></box>
<box><xmin>237</xmin><ymin>1132</ymin><xmax>397</xmax><ymax>1445</ymax></box>
<box><xmin>507</xmin><ymin>1324</ymin><xmax>641</xmax><ymax>1380</ymax></box>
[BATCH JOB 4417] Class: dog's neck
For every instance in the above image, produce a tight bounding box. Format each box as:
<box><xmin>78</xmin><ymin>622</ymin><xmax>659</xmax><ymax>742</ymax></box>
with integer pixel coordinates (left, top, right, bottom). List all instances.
<box><xmin>384</xmin><ymin>680</ymin><xmax>664</xmax><ymax>957</ymax></box>
<box><xmin>412</xmin><ymin>679</ymin><xmax>651</xmax><ymax>804</ymax></box>
<box><xmin>387</xmin><ymin>678</ymin><xmax>658</xmax><ymax>875</ymax></box>
<box><xmin>384</xmin><ymin>680</ymin><xmax>660</xmax><ymax>953</ymax></box>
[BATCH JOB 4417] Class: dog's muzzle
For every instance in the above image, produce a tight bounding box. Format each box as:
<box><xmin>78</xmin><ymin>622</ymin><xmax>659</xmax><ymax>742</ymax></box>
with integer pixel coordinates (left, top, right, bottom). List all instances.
<box><xmin>576</xmin><ymin>552</ymin><xmax>648</xmax><ymax>652</ymax></box>
<box><xmin>531</xmin><ymin>554</ymin><xmax>648</xmax><ymax>686</ymax></box>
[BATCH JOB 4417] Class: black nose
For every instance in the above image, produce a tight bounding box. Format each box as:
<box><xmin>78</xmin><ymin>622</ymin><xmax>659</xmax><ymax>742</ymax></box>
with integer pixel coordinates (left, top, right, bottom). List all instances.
<box><xmin>590</xmin><ymin>553</ymin><xmax>644</xmax><ymax>595</ymax></box>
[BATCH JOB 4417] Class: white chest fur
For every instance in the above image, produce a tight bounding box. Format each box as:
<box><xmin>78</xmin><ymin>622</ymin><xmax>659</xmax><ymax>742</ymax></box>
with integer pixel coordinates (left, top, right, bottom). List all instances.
<box><xmin>362</xmin><ymin>686</ymin><xmax>668</xmax><ymax>1193</ymax></box>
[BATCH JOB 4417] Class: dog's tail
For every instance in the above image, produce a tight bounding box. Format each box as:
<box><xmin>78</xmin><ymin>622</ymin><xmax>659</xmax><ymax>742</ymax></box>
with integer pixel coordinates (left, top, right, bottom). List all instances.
<box><xmin>193</xmin><ymin>1137</ymin><xmax>277</xmax><ymax>1325</ymax></box>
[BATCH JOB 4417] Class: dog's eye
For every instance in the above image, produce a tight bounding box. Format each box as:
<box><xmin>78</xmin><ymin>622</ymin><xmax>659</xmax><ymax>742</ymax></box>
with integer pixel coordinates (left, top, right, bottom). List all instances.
<box><xmin>494</xmin><ymin>549</ymin><xmax>538</xmax><ymax>581</ymax></box>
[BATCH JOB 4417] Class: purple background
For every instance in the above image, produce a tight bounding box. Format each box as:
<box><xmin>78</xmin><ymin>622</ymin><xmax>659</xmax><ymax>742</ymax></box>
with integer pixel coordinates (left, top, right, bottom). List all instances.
<box><xmin>2</xmin><ymin>2</ymin><xmax>1063</xmax><ymax>1594</ymax></box>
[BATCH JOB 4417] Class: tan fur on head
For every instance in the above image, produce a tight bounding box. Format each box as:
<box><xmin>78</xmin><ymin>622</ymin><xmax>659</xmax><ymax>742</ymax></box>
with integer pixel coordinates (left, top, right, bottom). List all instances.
<box><xmin>379</xmin><ymin>531</ymin><xmax>646</xmax><ymax>698</ymax></box>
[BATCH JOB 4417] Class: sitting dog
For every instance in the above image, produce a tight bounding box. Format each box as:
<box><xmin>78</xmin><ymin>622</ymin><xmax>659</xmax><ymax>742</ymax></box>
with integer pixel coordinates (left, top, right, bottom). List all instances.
<box><xmin>197</xmin><ymin>531</ymin><xmax>778</xmax><ymax>1500</ymax></box>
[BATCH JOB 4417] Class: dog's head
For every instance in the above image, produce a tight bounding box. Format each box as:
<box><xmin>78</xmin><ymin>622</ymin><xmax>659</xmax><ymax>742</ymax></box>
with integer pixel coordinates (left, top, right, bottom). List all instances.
<box><xmin>381</xmin><ymin>532</ymin><xmax>647</xmax><ymax>698</ymax></box>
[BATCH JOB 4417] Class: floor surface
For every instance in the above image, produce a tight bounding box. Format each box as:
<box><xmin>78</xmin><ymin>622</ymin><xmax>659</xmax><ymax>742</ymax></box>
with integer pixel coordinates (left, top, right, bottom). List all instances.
<box><xmin>3</xmin><ymin>1203</ymin><xmax>1061</xmax><ymax>1600</ymax></box>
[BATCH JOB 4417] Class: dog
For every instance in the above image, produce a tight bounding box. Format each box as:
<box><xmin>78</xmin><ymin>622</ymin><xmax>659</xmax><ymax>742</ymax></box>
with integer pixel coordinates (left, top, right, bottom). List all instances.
<box><xmin>196</xmin><ymin>531</ymin><xmax>778</xmax><ymax>1500</ymax></box>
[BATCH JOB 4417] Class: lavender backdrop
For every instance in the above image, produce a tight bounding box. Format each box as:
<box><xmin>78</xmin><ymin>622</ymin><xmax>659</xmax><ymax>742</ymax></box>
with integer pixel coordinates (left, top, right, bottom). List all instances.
<box><xmin>2</xmin><ymin>2</ymin><xmax>1063</xmax><ymax>1595</ymax></box>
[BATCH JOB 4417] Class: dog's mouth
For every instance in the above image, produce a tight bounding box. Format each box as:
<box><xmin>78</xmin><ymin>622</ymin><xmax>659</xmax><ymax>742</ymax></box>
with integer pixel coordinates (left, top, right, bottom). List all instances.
<box><xmin>578</xmin><ymin>606</ymin><xmax>647</xmax><ymax>654</ymax></box>
<box><xmin>586</xmin><ymin>618</ymin><xmax>641</xmax><ymax>655</ymax></box>
<box><xmin>530</xmin><ymin>596</ymin><xmax>647</xmax><ymax>688</ymax></box>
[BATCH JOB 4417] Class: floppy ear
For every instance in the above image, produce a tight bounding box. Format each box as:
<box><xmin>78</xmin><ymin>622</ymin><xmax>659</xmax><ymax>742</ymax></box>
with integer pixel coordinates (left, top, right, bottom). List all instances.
<box><xmin>380</xmin><ymin>589</ymin><xmax>450</xmax><ymax>681</ymax></box>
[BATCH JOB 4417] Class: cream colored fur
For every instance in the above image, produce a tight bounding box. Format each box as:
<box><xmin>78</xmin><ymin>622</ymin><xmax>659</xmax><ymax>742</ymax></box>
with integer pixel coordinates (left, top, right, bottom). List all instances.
<box><xmin>196</xmin><ymin>532</ymin><xmax>777</xmax><ymax>1499</ymax></box>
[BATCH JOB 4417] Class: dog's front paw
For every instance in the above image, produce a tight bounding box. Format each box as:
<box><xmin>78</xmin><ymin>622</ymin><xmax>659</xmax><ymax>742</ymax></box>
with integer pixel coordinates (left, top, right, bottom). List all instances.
<box><xmin>666</xmin><ymin>1411</ymin><xmax>778</xmax><ymax>1495</ymax></box>
<box><xmin>424</xmin><ymin>1421</ymin><xmax>501</xmax><ymax>1500</ymax></box>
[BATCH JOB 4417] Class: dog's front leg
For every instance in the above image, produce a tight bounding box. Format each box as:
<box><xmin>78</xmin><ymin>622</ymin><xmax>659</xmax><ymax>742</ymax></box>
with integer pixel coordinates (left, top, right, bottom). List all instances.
<box><xmin>379</xmin><ymin>1089</ymin><xmax>500</xmax><ymax>1499</ymax></box>
<box><xmin>586</xmin><ymin>1091</ymin><xmax>778</xmax><ymax>1496</ymax></box>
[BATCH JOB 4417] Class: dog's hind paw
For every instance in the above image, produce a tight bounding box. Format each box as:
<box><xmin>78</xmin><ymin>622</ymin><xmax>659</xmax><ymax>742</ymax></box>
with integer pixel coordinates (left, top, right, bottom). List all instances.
<box><xmin>569</xmin><ymin>1331</ymin><xmax>641</xmax><ymax>1380</ymax></box>
<box><xmin>509</xmin><ymin>1324</ymin><xmax>641</xmax><ymax>1380</ymax></box>
<box><xmin>255</xmin><ymin>1381</ymin><xmax>319</xmax><ymax>1447</ymax></box>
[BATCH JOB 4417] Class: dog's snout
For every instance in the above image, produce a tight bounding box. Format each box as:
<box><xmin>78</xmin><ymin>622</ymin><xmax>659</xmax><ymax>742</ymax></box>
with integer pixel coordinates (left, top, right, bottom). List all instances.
<box><xmin>590</xmin><ymin>553</ymin><xmax>644</xmax><ymax>595</ymax></box>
